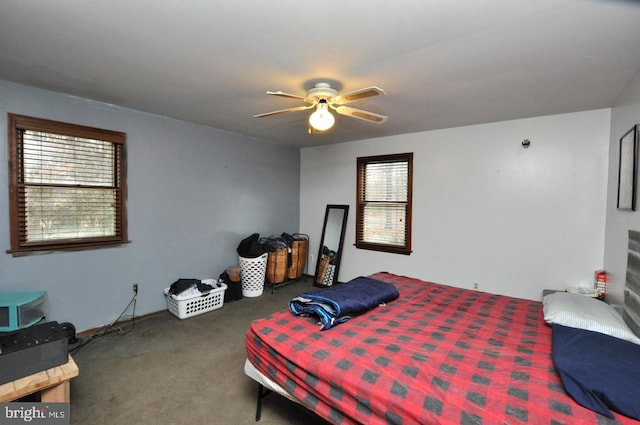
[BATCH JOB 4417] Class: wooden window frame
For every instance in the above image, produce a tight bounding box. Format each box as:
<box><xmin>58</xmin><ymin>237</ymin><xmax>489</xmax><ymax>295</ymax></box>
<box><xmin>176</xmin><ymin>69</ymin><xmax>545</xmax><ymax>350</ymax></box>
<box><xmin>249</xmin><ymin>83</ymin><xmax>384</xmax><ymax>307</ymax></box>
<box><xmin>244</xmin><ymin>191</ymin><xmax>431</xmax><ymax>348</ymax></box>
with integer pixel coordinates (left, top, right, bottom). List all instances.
<box><xmin>7</xmin><ymin>114</ymin><xmax>129</xmax><ymax>255</ymax></box>
<box><xmin>356</xmin><ymin>152</ymin><xmax>413</xmax><ymax>255</ymax></box>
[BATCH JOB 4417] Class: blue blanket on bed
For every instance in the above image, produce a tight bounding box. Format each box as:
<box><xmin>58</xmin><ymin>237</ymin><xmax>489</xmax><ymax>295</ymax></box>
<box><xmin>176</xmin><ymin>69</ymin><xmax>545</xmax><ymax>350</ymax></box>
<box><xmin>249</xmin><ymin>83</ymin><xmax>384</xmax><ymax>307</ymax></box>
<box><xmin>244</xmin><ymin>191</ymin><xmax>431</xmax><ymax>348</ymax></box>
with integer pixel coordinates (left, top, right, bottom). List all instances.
<box><xmin>552</xmin><ymin>324</ymin><xmax>640</xmax><ymax>420</ymax></box>
<box><xmin>289</xmin><ymin>276</ymin><xmax>399</xmax><ymax>330</ymax></box>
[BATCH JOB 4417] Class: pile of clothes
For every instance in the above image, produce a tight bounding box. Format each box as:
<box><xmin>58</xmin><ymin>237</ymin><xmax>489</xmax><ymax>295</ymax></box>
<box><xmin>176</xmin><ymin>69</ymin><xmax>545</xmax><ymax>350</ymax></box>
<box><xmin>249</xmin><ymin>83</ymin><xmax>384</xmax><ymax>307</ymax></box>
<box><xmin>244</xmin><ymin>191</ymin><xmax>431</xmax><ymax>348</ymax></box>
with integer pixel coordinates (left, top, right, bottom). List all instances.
<box><xmin>167</xmin><ymin>279</ymin><xmax>215</xmax><ymax>296</ymax></box>
<box><xmin>236</xmin><ymin>232</ymin><xmax>300</xmax><ymax>268</ymax></box>
<box><xmin>236</xmin><ymin>233</ymin><xmax>265</xmax><ymax>258</ymax></box>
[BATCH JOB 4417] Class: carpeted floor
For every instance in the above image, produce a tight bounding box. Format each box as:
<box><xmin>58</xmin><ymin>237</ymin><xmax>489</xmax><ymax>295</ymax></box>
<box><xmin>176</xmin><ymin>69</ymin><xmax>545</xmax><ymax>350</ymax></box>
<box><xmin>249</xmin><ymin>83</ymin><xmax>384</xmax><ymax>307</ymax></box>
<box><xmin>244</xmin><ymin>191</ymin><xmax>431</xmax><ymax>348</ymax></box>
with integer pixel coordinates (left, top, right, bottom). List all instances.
<box><xmin>69</xmin><ymin>277</ymin><xmax>330</xmax><ymax>425</ymax></box>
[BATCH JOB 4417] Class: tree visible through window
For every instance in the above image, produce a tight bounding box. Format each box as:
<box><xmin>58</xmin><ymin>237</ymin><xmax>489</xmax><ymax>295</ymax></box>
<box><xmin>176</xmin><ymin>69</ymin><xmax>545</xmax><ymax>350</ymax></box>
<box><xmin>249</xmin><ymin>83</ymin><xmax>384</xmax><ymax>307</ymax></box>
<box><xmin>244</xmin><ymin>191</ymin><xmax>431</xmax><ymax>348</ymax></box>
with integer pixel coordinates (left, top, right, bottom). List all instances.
<box><xmin>356</xmin><ymin>153</ymin><xmax>413</xmax><ymax>255</ymax></box>
<box><xmin>7</xmin><ymin>114</ymin><xmax>128</xmax><ymax>254</ymax></box>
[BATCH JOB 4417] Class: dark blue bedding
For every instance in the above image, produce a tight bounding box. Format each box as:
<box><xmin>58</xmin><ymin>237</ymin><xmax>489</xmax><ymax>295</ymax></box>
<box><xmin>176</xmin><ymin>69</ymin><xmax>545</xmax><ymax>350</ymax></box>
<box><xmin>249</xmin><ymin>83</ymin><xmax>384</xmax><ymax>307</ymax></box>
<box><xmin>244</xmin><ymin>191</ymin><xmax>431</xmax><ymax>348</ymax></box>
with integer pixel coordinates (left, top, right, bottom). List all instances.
<box><xmin>289</xmin><ymin>276</ymin><xmax>399</xmax><ymax>330</ymax></box>
<box><xmin>552</xmin><ymin>323</ymin><xmax>640</xmax><ymax>420</ymax></box>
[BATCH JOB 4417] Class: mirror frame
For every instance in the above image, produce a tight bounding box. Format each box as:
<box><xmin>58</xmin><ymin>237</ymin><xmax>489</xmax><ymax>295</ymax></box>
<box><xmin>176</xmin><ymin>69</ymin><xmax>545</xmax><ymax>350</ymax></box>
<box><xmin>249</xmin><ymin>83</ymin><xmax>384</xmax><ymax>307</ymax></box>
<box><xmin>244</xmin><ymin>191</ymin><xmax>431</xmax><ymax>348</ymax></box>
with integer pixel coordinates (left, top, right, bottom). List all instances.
<box><xmin>314</xmin><ymin>204</ymin><xmax>349</xmax><ymax>287</ymax></box>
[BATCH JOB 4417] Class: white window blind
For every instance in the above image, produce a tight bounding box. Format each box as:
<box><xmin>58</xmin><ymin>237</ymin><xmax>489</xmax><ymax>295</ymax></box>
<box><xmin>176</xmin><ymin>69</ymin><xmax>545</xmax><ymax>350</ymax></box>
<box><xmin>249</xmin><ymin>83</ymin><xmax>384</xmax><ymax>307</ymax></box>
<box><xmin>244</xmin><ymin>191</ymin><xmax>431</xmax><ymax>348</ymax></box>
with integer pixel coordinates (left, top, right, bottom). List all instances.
<box><xmin>8</xmin><ymin>114</ymin><xmax>127</xmax><ymax>253</ymax></box>
<box><xmin>357</xmin><ymin>153</ymin><xmax>412</xmax><ymax>254</ymax></box>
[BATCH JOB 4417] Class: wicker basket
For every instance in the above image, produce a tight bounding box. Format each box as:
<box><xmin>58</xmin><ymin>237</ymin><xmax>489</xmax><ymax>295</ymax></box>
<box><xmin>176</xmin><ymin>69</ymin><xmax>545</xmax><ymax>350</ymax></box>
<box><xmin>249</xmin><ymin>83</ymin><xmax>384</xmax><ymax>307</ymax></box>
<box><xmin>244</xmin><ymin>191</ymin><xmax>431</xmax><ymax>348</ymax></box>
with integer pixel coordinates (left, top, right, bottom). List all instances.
<box><xmin>266</xmin><ymin>248</ymin><xmax>288</xmax><ymax>284</ymax></box>
<box><xmin>287</xmin><ymin>235</ymin><xmax>308</xmax><ymax>279</ymax></box>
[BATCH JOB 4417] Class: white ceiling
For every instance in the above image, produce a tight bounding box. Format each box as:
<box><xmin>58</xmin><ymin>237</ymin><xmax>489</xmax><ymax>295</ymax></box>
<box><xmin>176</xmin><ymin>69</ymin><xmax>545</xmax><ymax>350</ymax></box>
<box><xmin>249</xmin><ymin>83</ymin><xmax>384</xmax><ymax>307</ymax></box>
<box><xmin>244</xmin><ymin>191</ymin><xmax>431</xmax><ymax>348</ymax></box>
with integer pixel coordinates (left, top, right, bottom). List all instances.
<box><xmin>1</xmin><ymin>1</ymin><xmax>639</xmax><ymax>147</ymax></box>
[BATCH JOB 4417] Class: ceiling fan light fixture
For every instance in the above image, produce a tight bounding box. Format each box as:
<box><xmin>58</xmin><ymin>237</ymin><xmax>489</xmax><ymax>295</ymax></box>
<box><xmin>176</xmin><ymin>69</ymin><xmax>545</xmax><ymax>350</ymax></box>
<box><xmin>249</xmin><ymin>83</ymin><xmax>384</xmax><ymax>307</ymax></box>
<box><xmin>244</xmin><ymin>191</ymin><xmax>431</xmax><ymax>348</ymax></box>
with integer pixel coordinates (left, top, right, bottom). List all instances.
<box><xmin>308</xmin><ymin>100</ymin><xmax>335</xmax><ymax>131</ymax></box>
<box><xmin>255</xmin><ymin>82</ymin><xmax>387</xmax><ymax>133</ymax></box>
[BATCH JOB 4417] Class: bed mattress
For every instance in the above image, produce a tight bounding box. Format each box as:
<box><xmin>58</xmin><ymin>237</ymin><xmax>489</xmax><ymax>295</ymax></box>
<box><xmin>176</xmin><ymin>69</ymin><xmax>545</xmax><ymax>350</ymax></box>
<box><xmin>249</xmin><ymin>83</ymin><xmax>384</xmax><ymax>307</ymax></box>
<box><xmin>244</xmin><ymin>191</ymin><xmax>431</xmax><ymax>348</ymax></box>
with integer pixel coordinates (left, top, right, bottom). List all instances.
<box><xmin>245</xmin><ymin>272</ymin><xmax>639</xmax><ymax>424</ymax></box>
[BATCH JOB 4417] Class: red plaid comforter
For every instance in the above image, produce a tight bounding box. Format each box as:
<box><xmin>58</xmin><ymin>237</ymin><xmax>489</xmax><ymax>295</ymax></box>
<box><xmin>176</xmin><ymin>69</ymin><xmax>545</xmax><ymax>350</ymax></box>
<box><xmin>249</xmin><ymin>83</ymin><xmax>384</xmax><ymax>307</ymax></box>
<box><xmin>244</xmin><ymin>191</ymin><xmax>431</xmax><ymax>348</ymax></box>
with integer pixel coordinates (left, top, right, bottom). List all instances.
<box><xmin>246</xmin><ymin>272</ymin><xmax>639</xmax><ymax>424</ymax></box>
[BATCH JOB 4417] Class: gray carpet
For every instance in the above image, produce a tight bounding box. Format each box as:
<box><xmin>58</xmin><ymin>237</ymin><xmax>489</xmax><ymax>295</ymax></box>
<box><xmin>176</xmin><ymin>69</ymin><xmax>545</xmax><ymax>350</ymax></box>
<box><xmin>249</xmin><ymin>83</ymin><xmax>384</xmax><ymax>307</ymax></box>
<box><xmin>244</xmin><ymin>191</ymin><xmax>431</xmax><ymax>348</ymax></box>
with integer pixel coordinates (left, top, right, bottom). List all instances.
<box><xmin>69</xmin><ymin>277</ymin><xmax>330</xmax><ymax>425</ymax></box>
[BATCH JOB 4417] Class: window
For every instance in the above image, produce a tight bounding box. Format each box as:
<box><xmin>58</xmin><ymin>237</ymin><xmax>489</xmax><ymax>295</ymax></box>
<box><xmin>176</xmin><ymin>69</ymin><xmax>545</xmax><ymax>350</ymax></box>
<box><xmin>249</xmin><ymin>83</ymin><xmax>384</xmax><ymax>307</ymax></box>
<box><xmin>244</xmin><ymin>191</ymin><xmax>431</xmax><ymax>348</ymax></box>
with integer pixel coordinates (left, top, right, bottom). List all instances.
<box><xmin>7</xmin><ymin>114</ymin><xmax>128</xmax><ymax>254</ymax></box>
<box><xmin>356</xmin><ymin>153</ymin><xmax>413</xmax><ymax>255</ymax></box>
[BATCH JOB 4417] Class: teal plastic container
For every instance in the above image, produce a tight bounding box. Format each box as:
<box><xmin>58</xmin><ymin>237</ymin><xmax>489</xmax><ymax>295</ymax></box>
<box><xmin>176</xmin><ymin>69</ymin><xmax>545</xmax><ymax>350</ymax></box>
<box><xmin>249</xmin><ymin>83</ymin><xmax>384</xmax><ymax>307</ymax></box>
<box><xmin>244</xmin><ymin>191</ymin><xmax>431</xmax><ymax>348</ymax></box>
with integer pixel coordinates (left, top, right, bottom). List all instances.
<box><xmin>0</xmin><ymin>291</ymin><xmax>48</xmax><ymax>332</ymax></box>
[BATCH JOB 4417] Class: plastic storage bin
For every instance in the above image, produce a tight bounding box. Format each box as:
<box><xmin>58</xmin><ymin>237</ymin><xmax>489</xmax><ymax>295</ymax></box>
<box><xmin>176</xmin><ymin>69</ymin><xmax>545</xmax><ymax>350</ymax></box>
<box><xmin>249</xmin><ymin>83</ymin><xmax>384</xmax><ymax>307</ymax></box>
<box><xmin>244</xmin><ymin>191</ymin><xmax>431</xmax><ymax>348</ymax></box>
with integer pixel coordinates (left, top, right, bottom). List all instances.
<box><xmin>239</xmin><ymin>253</ymin><xmax>268</xmax><ymax>297</ymax></box>
<box><xmin>164</xmin><ymin>279</ymin><xmax>227</xmax><ymax>319</ymax></box>
<box><xmin>0</xmin><ymin>291</ymin><xmax>48</xmax><ymax>332</ymax></box>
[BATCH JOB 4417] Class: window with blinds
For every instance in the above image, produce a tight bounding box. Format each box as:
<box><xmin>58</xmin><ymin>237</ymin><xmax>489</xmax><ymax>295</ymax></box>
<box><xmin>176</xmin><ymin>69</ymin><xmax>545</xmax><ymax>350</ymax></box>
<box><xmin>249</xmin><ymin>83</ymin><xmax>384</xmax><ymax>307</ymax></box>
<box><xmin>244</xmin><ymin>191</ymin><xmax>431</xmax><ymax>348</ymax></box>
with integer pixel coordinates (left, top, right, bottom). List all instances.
<box><xmin>7</xmin><ymin>114</ymin><xmax>128</xmax><ymax>254</ymax></box>
<box><xmin>356</xmin><ymin>153</ymin><xmax>413</xmax><ymax>255</ymax></box>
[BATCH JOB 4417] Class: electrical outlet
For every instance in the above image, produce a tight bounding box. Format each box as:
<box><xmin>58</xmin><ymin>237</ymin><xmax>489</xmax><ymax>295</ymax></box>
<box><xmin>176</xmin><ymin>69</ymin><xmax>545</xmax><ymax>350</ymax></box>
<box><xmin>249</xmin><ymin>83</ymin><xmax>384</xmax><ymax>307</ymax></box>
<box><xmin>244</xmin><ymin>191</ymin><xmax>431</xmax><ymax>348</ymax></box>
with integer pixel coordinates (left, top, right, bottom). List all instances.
<box><xmin>310</xmin><ymin>254</ymin><xmax>314</xmax><ymax>262</ymax></box>
<box><xmin>473</xmin><ymin>282</ymin><xmax>479</xmax><ymax>290</ymax></box>
<box><xmin>133</xmin><ymin>283</ymin><xmax>138</xmax><ymax>294</ymax></box>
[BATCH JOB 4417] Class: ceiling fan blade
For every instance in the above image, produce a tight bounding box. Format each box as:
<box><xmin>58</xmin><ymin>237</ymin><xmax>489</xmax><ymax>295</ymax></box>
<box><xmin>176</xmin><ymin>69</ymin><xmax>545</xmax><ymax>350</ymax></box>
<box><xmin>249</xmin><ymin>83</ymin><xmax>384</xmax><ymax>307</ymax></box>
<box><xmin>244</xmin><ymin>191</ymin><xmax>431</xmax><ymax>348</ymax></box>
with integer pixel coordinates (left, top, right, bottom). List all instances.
<box><xmin>333</xmin><ymin>105</ymin><xmax>387</xmax><ymax>124</ymax></box>
<box><xmin>254</xmin><ymin>104</ymin><xmax>314</xmax><ymax>118</ymax></box>
<box><xmin>332</xmin><ymin>86</ymin><xmax>385</xmax><ymax>105</ymax></box>
<box><xmin>266</xmin><ymin>91</ymin><xmax>311</xmax><ymax>102</ymax></box>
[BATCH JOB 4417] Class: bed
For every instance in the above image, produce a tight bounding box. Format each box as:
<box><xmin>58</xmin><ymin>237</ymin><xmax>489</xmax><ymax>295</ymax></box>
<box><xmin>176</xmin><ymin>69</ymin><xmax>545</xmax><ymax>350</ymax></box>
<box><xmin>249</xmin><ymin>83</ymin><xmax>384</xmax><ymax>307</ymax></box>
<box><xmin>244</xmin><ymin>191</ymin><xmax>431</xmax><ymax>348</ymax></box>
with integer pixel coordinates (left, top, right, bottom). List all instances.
<box><xmin>245</xmin><ymin>233</ymin><xmax>640</xmax><ymax>424</ymax></box>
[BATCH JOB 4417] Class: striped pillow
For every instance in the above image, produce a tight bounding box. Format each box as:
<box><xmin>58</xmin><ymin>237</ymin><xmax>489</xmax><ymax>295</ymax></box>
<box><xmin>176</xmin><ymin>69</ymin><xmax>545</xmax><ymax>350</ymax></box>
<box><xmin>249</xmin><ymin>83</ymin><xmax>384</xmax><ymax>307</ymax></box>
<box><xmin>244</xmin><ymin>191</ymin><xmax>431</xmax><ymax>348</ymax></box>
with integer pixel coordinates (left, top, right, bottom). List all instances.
<box><xmin>543</xmin><ymin>292</ymin><xmax>640</xmax><ymax>345</ymax></box>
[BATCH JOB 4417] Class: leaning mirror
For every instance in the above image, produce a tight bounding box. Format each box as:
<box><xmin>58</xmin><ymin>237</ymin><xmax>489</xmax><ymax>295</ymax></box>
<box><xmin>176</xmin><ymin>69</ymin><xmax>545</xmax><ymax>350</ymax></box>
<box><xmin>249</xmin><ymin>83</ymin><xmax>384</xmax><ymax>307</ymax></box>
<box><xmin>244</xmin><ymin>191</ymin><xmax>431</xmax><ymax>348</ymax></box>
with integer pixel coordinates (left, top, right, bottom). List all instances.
<box><xmin>314</xmin><ymin>205</ymin><xmax>349</xmax><ymax>287</ymax></box>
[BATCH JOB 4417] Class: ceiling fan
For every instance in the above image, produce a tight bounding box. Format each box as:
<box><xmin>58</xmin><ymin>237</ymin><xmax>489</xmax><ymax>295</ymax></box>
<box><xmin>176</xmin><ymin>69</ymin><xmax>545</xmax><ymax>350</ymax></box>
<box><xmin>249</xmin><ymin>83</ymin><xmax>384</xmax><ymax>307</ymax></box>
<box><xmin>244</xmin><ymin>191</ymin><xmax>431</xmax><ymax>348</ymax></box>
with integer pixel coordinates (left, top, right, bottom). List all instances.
<box><xmin>254</xmin><ymin>82</ymin><xmax>387</xmax><ymax>132</ymax></box>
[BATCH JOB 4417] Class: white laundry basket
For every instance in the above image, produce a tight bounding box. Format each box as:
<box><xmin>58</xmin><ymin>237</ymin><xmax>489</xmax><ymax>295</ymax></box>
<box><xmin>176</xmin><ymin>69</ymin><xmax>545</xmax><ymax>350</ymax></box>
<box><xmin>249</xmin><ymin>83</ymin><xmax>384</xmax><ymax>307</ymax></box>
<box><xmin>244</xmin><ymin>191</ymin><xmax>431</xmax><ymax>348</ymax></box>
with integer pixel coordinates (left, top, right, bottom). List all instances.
<box><xmin>239</xmin><ymin>253</ymin><xmax>268</xmax><ymax>297</ymax></box>
<box><xmin>163</xmin><ymin>279</ymin><xmax>227</xmax><ymax>319</ymax></box>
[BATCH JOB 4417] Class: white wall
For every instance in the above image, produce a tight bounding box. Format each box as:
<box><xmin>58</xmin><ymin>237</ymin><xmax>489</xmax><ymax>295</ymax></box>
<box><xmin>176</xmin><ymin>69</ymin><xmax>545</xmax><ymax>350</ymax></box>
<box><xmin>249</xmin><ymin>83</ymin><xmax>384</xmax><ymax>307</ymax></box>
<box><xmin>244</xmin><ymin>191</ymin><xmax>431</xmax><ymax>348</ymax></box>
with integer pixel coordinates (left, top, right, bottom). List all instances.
<box><xmin>604</xmin><ymin>70</ymin><xmax>640</xmax><ymax>307</ymax></box>
<box><xmin>301</xmin><ymin>110</ymin><xmax>611</xmax><ymax>301</ymax></box>
<box><xmin>0</xmin><ymin>80</ymin><xmax>300</xmax><ymax>332</ymax></box>
<box><xmin>1</xmin><ymin>75</ymin><xmax>627</xmax><ymax>332</ymax></box>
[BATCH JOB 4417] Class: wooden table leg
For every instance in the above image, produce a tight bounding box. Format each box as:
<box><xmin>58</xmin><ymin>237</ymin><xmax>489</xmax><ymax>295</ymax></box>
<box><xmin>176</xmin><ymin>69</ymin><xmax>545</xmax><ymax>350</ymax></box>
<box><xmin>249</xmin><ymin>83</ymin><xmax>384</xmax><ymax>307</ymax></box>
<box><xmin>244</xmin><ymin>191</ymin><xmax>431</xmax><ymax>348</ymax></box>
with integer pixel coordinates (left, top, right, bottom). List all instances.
<box><xmin>40</xmin><ymin>381</ymin><xmax>70</xmax><ymax>403</ymax></box>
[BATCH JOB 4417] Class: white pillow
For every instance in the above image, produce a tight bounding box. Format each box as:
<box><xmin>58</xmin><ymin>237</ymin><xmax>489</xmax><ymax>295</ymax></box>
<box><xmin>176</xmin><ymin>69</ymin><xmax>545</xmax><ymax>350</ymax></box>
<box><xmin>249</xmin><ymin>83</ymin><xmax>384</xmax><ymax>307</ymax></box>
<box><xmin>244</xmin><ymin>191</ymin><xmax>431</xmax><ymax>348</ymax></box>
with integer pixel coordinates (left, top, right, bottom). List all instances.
<box><xmin>543</xmin><ymin>292</ymin><xmax>640</xmax><ymax>345</ymax></box>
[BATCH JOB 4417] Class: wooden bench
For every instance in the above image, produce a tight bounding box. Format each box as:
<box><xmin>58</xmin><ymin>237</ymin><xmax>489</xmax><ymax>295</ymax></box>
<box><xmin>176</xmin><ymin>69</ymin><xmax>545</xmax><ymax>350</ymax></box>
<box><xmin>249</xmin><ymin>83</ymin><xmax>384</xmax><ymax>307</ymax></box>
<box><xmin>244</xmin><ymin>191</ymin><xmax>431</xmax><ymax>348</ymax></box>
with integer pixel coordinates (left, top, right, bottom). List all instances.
<box><xmin>0</xmin><ymin>355</ymin><xmax>79</xmax><ymax>402</ymax></box>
